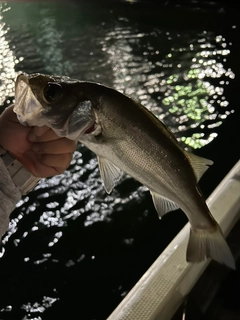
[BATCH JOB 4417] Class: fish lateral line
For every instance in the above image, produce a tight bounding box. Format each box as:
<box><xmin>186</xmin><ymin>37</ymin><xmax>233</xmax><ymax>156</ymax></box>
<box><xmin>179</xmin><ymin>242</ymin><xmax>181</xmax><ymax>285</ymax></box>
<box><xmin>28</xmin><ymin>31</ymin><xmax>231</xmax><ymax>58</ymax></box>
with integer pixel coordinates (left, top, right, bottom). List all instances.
<box><xmin>13</xmin><ymin>72</ymin><xmax>235</xmax><ymax>270</ymax></box>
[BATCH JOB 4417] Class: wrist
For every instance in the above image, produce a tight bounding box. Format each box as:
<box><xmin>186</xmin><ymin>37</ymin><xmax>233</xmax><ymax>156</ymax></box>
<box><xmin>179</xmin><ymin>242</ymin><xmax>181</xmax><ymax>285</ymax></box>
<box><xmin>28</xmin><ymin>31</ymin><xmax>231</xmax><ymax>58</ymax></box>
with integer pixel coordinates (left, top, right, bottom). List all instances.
<box><xmin>0</xmin><ymin>146</ymin><xmax>40</xmax><ymax>195</ymax></box>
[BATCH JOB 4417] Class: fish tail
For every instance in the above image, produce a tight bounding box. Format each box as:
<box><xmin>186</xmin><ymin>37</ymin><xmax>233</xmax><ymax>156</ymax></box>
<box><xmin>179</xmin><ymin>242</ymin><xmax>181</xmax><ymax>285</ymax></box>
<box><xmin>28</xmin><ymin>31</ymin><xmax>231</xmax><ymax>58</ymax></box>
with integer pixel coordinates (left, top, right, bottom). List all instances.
<box><xmin>187</xmin><ymin>225</ymin><xmax>235</xmax><ymax>269</ymax></box>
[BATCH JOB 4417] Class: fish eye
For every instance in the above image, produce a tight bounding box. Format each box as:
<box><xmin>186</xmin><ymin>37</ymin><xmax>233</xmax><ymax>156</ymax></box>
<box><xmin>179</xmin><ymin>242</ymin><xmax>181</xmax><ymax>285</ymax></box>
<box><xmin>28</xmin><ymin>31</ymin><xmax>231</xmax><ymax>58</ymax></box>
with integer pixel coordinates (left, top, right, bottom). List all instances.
<box><xmin>43</xmin><ymin>83</ymin><xmax>63</xmax><ymax>103</ymax></box>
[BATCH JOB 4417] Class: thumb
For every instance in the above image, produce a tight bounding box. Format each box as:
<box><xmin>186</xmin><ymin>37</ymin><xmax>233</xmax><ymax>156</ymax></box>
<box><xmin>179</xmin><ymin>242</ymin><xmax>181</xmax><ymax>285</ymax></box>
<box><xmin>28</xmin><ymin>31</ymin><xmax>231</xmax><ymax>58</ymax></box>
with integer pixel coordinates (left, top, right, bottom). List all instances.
<box><xmin>31</xmin><ymin>126</ymin><xmax>50</xmax><ymax>137</ymax></box>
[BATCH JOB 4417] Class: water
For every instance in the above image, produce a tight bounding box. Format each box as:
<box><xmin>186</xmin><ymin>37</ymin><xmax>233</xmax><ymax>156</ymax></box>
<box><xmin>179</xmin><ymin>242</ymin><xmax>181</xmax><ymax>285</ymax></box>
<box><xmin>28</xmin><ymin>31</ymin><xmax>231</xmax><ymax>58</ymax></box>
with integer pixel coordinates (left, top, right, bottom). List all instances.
<box><xmin>0</xmin><ymin>1</ymin><xmax>239</xmax><ymax>319</ymax></box>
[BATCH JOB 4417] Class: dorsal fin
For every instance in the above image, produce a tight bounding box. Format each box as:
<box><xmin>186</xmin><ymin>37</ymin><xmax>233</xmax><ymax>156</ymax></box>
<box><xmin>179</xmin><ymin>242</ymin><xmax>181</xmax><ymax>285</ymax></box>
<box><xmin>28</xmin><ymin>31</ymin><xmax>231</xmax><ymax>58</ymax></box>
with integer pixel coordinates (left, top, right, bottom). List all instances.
<box><xmin>184</xmin><ymin>151</ymin><xmax>213</xmax><ymax>181</ymax></box>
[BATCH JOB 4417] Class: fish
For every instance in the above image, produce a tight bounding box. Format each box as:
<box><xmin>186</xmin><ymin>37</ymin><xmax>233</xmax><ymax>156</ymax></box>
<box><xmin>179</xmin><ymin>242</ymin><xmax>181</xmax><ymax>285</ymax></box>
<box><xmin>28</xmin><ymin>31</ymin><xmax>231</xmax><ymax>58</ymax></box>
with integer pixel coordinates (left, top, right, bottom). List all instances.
<box><xmin>14</xmin><ymin>72</ymin><xmax>235</xmax><ymax>269</ymax></box>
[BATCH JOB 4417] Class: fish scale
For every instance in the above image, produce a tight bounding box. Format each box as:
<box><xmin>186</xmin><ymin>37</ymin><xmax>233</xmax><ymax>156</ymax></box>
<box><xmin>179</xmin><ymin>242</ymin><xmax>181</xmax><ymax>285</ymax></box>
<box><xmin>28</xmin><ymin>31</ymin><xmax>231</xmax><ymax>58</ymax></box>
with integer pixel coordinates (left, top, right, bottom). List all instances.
<box><xmin>14</xmin><ymin>72</ymin><xmax>235</xmax><ymax>269</ymax></box>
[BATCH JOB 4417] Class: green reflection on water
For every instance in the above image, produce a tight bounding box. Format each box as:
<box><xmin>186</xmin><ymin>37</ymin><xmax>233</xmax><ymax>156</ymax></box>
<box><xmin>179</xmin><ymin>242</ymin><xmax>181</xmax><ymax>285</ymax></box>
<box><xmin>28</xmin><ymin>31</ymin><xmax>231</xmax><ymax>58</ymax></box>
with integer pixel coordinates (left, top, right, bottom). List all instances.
<box><xmin>161</xmin><ymin>37</ymin><xmax>234</xmax><ymax>149</ymax></box>
<box><xmin>163</xmin><ymin>78</ymin><xmax>210</xmax><ymax>122</ymax></box>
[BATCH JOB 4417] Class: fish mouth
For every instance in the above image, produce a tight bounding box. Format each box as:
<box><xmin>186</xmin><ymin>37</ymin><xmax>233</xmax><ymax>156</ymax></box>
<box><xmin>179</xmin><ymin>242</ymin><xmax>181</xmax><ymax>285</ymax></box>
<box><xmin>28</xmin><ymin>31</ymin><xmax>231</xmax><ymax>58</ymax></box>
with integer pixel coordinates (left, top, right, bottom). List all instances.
<box><xmin>13</xmin><ymin>73</ymin><xmax>97</xmax><ymax>140</ymax></box>
<box><xmin>14</xmin><ymin>73</ymin><xmax>45</xmax><ymax>126</ymax></box>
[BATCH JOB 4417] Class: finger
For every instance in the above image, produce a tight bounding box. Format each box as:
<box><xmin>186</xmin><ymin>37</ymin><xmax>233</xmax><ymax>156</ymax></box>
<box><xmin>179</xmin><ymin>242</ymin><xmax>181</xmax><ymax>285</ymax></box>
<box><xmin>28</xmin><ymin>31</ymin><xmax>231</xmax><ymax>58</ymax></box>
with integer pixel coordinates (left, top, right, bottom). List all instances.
<box><xmin>37</xmin><ymin>153</ymin><xmax>73</xmax><ymax>170</ymax></box>
<box><xmin>33</xmin><ymin>126</ymin><xmax>50</xmax><ymax>137</ymax></box>
<box><xmin>31</xmin><ymin>138</ymin><xmax>77</xmax><ymax>154</ymax></box>
<box><xmin>28</xmin><ymin>127</ymin><xmax>60</xmax><ymax>142</ymax></box>
<box><xmin>20</xmin><ymin>150</ymin><xmax>66</xmax><ymax>178</ymax></box>
<box><xmin>2</xmin><ymin>105</ymin><xmax>19</xmax><ymax>123</ymax></box>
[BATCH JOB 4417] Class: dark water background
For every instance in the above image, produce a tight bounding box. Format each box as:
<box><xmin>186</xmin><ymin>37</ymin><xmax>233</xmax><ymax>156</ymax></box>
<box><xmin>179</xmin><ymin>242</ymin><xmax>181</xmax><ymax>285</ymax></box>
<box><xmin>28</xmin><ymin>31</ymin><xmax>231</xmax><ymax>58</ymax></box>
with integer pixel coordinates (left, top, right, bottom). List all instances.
<box><xmin>0</xmin><ymin>1</ymin><xmax>239</xmax><ymax>319</ymax></box>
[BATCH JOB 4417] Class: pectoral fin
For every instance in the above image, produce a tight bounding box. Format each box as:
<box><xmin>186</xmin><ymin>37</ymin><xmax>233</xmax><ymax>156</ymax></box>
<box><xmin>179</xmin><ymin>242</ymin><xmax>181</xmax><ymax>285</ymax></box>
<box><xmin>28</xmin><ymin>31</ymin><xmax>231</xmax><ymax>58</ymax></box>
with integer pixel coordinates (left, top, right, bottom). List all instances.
<box><xmin>98</xmin><ymin>156</ymin><xmax>122</xmax><ymax>194</ymax></box>
<box><xmin>150</xmin><ymin>191</ymin><xmax>179</xmax><ymax>218</ymax></box>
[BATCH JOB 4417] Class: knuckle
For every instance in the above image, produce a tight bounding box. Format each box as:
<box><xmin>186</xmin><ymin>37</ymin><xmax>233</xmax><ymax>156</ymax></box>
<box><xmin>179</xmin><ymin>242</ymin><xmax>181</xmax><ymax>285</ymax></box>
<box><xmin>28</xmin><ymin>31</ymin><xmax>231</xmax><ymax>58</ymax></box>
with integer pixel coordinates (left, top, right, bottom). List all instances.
<box><xmin>55</xmin><ymin>167</ymin><xmax>66</xmax><ymax>175</ymax></box>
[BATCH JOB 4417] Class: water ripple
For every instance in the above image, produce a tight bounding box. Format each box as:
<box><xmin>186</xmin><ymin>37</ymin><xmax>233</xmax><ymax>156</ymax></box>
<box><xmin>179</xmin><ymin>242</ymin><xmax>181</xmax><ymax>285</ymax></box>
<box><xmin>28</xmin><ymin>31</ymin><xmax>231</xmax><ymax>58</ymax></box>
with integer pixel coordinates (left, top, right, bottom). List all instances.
<box><xmin>0</xmin><ymin>2</ymin><xmax>238</xmax><ymax>319</ymax></box>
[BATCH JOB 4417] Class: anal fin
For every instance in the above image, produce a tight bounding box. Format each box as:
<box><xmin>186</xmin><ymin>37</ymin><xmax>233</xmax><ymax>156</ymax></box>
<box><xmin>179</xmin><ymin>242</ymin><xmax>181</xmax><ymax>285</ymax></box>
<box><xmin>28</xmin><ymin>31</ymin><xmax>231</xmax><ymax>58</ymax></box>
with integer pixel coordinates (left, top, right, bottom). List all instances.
<box><xmin>150</xmin><ymin>191</ymin><xmax>179</xmax><ymax>218</ymax></box>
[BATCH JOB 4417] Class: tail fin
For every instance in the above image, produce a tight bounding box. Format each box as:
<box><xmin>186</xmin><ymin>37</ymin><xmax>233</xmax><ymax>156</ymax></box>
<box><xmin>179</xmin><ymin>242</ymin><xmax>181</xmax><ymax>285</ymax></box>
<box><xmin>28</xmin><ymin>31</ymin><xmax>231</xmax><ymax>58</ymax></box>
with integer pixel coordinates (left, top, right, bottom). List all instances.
<box><xmin>187</xmin><ymin>226</ymin><xmax>235</xmax><ymax>269</ymax></box>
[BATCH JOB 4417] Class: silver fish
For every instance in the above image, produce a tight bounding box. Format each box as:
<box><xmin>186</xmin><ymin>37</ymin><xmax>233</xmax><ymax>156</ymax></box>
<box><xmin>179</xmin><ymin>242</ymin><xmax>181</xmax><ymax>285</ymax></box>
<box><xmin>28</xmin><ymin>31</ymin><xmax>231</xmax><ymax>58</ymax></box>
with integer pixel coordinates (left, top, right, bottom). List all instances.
<box><xmin>14</xmin><ymin>73</ymin><xmax>235</xmax><ymax>269</ymax></box>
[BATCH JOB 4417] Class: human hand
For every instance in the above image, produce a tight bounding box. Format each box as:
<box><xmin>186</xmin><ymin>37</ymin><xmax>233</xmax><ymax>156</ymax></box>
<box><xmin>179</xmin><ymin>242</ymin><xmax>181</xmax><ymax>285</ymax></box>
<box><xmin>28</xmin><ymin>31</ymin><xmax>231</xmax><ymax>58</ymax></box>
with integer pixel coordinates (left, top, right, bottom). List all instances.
<box><xmin>0</xmin><ymin>105</ymin><xmax>77</xmax><ymax>177</ymax></box>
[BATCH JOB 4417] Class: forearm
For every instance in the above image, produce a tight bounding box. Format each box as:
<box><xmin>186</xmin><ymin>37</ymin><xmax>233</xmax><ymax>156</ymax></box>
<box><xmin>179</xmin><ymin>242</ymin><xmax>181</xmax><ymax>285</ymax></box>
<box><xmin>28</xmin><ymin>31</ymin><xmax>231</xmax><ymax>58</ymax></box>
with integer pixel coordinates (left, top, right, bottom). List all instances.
<box><xmin>0</xmin><ymin>158</ymin><xmax>21</xmax><ymax>239</ymax></box>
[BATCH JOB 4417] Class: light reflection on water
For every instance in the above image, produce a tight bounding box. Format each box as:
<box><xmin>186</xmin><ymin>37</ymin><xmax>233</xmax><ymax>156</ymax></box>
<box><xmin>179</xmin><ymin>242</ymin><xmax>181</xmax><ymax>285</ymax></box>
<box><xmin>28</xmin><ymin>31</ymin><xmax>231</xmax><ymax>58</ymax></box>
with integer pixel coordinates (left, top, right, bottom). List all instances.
<box><xmin>0</xmin><ymin>4</ymin><xmax>18</xmax><ymax>106</ymax></box>
<box><xmin>96</xmin><ymin>21</ymin><xmax>235</xmax><ymax>148</ymax></box>
<box><xmin>0</xmin><ymin>1</ymin><xmax>238</xmax><ymax>319</ymax></box>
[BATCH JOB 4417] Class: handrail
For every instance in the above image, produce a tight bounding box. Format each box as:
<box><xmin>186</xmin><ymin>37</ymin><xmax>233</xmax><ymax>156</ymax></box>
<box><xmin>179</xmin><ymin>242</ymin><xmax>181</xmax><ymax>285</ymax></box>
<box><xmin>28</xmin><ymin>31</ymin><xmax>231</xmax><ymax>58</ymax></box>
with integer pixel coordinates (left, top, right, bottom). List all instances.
<box><xmin>107</xmin><ymin>160</ymin><xmax>240</xmax><ymax>320</ymax></box>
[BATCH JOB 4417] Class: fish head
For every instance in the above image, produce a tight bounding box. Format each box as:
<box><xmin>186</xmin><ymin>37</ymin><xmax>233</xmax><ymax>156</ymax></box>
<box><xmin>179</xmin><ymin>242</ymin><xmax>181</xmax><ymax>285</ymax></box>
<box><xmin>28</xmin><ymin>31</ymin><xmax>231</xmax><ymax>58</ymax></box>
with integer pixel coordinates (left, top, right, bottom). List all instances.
<box><xmin>14</xmin><ymin>73</ymin><xmax>96</xmax><ymax>140</ymax></box>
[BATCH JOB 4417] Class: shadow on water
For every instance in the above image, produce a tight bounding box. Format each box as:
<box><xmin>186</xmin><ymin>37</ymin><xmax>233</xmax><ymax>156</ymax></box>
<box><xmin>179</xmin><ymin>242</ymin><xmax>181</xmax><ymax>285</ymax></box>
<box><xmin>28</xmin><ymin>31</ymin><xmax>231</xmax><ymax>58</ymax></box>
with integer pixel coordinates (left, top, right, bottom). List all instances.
<box><xmin>0</xmin><ymin>1</ymin><xmax>239</xmax><ymax>319</ymax></box>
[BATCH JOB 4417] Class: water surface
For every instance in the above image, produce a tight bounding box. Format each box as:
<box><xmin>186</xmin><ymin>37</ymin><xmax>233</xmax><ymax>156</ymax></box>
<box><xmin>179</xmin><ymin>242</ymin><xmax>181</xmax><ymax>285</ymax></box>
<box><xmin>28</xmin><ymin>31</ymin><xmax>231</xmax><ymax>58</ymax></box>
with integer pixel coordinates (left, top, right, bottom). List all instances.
<box><xmin>0</xmin><ymin>1</ymin><xmax>238</xmax><ymax>319</ymax></box>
